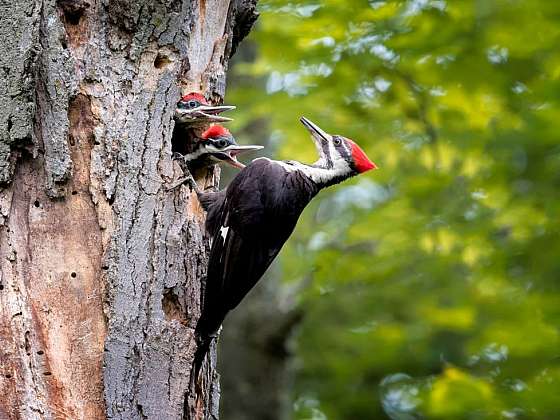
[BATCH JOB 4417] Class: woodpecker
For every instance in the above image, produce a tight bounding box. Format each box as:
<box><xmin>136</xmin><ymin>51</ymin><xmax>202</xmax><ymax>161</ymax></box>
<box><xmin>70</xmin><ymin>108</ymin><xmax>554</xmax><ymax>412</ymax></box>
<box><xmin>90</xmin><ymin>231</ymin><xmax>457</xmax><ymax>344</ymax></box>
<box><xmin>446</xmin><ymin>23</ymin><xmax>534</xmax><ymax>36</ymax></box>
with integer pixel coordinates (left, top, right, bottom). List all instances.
<box><xmin>190</xmin><ymin>117</ymin><xmax>377</xmax><ymax>385</ymax></box>
<box><xmin>174</xmin><ymin>92</ymin><xmax>235</xmax><ymax>127</ymax></box>
<box><xmin>172</xmin><ymin>92</ymin><xmax>241</xmax><ymax>174</ymax></box>
<box><xmin>183</xmin><ymin>125</ymin><xmax>263</xmax><ymax>170</ymax></box>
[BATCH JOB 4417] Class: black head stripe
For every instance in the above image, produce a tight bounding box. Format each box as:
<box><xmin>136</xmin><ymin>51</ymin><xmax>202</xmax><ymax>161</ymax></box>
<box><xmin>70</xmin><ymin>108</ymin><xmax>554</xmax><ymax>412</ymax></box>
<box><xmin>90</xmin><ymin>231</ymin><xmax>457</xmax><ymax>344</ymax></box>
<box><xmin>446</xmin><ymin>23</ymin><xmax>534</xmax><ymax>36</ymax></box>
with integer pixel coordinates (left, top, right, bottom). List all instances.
<box><xmin>321</xmin><ymin>141</ymin><xmax>334</xmax><ymax>168</ymax></box>
<box><xmin>340</xmin><ymin>139</ymin><xmax>350</xmax><ymax>156</ymax></box>
<box><xmin>208</xmin><ymin>135</ymin><xmax>234</xmax><ymax>149</ymax></box>
<box><xmin>336</xmin><ymin>137</ymin><xmax>352</xmax><ymax>160</ymax></box>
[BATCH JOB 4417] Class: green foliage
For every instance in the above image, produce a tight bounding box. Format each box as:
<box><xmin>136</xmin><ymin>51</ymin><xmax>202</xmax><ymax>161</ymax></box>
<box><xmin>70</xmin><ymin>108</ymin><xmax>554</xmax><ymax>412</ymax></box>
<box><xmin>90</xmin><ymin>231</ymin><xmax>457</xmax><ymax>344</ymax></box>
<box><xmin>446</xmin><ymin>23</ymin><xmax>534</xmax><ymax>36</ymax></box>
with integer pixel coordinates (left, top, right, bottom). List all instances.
<box><xmin>229</xmin><ymin>0</ymin><xmax>560</xmax><ymax>418</ymax></box>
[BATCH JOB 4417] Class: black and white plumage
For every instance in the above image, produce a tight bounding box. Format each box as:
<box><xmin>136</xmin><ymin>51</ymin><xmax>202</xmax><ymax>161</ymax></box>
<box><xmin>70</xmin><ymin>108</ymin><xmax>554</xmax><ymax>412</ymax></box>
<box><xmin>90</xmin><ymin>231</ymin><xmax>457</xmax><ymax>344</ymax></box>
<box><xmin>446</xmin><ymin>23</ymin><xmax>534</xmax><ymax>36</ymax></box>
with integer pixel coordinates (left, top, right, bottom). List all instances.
<box><xmin>183</xmin><ymin>125</ymin><xmax>263</xmax><ymax>170</ymax></box>
<box><xmin>190</xmin><ymin>117</ymin><xmax>376</xmax><ymax>384</ymax></box>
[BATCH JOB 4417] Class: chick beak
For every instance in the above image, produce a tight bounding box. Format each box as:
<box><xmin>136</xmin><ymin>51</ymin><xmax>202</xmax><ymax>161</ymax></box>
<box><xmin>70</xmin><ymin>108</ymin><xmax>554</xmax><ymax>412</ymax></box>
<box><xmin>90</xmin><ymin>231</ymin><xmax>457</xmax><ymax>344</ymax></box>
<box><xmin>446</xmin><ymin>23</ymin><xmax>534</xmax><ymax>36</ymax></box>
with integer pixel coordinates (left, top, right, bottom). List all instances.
<box><xmin>197</xmin><ymin>105</ymin><xmax>236</xmax><ymax>115</ymax></box>
<box><xmin>220</xmin><ymin>144</ymin><xmax>264</xmax><ymax>169</ymax></box>
<box><xmin>174</xmin><ymin>105</ymin><xmax>236</xmax><ymax>125</ymax></box>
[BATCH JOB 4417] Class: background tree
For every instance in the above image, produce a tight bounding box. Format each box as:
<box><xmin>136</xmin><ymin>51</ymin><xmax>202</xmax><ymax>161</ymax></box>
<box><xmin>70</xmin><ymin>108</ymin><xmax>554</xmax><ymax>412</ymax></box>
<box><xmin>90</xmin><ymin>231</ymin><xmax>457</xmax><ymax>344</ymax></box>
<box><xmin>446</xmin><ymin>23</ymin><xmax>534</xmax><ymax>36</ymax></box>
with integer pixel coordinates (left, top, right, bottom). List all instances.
<box><xmin>225</xmin><ymin>0</ymin><xmax>560</xmax><ymax>418</ymax></box>
<box><xmin>0</xmin><ymin>0</ymin><xmax>257</xmax><ymax>419</ymax></box>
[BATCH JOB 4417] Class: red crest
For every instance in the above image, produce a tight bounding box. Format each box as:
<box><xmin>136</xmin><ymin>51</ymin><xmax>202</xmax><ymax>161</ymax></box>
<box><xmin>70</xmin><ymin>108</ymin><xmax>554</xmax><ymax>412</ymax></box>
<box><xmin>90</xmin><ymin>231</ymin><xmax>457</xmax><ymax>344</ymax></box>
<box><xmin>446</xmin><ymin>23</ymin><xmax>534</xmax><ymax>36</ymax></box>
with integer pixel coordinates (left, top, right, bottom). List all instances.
<box><xmin>347</xmin><ymin>140</ymin><xmax>377</xmax><ymax>173</ymax></box>
<box><xmin>201</xmin><ymin>125</ymin><xmax>230</xmax><ymax>139</ymax></box>
<box><xmin>180</xmin><ymin>92</ymin><xmax>207</xmax><ymax>104</ymax></box>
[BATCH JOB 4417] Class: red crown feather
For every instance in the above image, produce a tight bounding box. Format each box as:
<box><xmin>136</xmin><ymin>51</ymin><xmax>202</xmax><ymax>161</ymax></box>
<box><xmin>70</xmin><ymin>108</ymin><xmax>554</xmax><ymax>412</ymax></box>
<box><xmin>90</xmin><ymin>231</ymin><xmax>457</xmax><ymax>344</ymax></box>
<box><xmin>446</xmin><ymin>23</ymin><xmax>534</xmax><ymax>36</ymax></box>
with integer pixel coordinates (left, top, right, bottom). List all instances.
<box><xmin>180</xmin><ymin>92</ymin><xmax>207</xmax><ymax>104</ymax></box>
<box><xmin>347</xmin><ymin>140</ymin><xmax>377</xmax><ymax>173</ymax></box>
<box><xmin>201</xmin><ymin>125</ymin><xmax>231</xmax><ymax>139</ymax></box>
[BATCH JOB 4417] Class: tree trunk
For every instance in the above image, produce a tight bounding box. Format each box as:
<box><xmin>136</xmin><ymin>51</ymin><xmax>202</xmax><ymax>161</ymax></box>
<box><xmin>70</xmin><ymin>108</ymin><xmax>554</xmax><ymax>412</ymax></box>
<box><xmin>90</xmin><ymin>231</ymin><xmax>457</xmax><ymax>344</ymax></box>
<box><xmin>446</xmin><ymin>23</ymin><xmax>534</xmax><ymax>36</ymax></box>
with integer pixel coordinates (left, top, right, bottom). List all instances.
<box><xmin>0</xmin><ymin>1</ymin><xmax>257</xmax><ymax>419</ymax></box>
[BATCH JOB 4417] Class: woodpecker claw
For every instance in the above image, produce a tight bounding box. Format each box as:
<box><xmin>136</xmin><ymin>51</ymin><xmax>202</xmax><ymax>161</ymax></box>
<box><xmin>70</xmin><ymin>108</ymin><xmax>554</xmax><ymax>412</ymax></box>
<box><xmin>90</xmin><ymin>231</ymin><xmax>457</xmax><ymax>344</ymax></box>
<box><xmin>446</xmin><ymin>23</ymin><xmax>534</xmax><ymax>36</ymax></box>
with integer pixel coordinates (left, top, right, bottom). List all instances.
<box><xmin>172</xmin><ymin>152</ymin><xmax>185</xmax><ymax>161</ymax></box>
<box><xmin>165</xmin><ymin>173</ymin><xmax>199</xmax><ymax>193</ymax></box>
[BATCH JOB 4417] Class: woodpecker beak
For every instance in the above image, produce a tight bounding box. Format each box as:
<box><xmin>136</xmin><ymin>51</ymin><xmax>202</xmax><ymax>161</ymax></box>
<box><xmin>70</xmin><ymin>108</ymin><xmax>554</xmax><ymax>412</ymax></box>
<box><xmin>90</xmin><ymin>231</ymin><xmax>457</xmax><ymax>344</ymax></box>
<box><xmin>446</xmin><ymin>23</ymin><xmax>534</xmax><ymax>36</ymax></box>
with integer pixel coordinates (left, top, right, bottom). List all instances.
<box><xmin>210</xmin><ymin>144</ymin><xmax>264</xmax><ymax>169</ymax></box>
<box><xmin>174</xmin><ymin>105</ymin><xmax>236</xmax><ymax>125</ymax></box>
<box><xmin>300</xmin><ymin>117</ymin><xmax>333</xmax><ymax>156</ymax></box>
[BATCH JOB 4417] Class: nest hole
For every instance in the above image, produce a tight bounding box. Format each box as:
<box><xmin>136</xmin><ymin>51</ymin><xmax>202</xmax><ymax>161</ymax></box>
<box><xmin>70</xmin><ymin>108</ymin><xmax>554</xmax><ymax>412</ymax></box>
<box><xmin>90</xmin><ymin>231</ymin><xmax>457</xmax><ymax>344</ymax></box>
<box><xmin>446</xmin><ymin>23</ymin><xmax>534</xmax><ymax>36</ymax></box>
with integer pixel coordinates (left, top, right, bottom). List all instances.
<box><xmin>171</xmin><ymin>124</ymin><xmax>193</xmax><ymax>156</ymax></box>
<box><xmin>33</xmin><ymin>200</ymin><xmax>40</xmax><ymax>208</ymax></box>
<box><xmin>57</xmin><ymin>0</ymin><xmax>89</xmax><ymax>25</ymax></box>
<box><xmin>70</xmin><ymin>272</ymin><xmax>77</xmax><ymax>278</ymax></box>
<box><xmin>154</xmin><ymin>53</ymin><xmax>172</xmax><ymax>69</ymax></box>
<box><xmin>162</xmin><ymin>288</ymin><xmax>187</xmax><ymax>324</ymax></box>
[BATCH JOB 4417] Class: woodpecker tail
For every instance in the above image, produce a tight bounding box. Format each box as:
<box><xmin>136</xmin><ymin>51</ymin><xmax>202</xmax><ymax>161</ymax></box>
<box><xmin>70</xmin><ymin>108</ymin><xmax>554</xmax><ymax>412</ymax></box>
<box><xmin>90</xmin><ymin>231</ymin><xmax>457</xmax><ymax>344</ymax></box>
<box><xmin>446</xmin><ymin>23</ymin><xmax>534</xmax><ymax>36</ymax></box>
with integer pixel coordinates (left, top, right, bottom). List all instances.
<box><xmin>189</xmin><ymin>335</ymin><xmax>212</xmax><ymax>392</ymax></box>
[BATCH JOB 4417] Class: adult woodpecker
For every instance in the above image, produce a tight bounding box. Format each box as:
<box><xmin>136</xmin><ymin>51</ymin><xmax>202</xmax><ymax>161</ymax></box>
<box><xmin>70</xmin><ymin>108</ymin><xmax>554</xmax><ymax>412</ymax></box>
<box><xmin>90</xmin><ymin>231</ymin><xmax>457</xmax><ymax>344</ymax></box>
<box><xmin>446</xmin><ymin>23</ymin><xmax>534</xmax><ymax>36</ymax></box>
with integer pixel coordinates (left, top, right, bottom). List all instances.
<box><xmin>190</xmin><ymin>117</ymin><xmax>377</xmax><ymax>385</ymax></box>
<box><xmin>182</xmin><ymin>125</ymin><xmax>263</xmax><ymax>170</ymax></box>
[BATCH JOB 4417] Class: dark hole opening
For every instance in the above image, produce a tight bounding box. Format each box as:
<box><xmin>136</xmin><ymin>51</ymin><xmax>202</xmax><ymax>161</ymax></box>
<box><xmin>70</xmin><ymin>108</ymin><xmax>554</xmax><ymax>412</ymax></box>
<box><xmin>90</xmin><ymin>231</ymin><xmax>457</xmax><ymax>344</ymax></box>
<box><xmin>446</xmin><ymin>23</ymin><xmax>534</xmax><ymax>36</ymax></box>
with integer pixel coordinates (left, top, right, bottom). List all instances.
<box><xmin>5</xmin><ymin>374</ymin><xmax>11</xmax><ymax>379</ymax></box>
<box><xmin>0</xmin><ymin>284</ymin><xmax>4</xmax><ymax>290</ymax></box>
<box><xmin>71</xmin><ymin>190</ymin><xmax>78</xmax><ymax>195</ymax></box>
<box><xmin>37</xmin><ymin>350</ymin><xmax>44</xmax><ymax>355</ymax></box>
<box><xmin>43</xmin><ymin>371</ymin><xmax>52</xmax><ymax>376</ymax></box>
<box><xmin>33</xmin><ymin>200</ymin><xmax>40</xmax><ymax>208</ymax></box>
<box><xmin>71</xmin><ymin>272</ymin><xmax>77</xmax><ymax>278</ymax></box>
<box><xmin>154</xmin><ymin>54</ymin><xmax>171</xmax><ymax>69</ymax></box>
<box><xmin>171</xmin><ymin>124</ymin><xmax>191</xmax><ymax>156</ymax></box>
<box><xmin>58</xmin><ymin>0</ymin><xmax>87</xmax><ymax>26</ymax></box>
<box><xmin>66</xmin><ymin>12</ymin><xmax>82</xmax><ymax>25</ymax></box>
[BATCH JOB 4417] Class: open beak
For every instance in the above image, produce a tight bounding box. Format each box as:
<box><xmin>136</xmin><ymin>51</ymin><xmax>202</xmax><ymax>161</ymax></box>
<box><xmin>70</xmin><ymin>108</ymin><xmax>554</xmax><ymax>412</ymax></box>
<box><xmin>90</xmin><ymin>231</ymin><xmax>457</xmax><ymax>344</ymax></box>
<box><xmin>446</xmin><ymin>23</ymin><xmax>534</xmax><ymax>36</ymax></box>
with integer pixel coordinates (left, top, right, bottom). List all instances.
<box><xmin>217</xmin><ymin>144</ymin><xmax>264</xmax><ymax>169</ymax></box>
<box><xmin>300</xmin><ymin>116</ymin><xmax>332</xmax><ymax>156</ymax></box>
<box><xmin>174</xmin><ymin>105</ymin><xmax>236</xmax><ymax>125</ymax></box>
<box><xmin>197</xmin><ymin>105</ymin><xmax>236</xmax><ymax>115</ymax></box>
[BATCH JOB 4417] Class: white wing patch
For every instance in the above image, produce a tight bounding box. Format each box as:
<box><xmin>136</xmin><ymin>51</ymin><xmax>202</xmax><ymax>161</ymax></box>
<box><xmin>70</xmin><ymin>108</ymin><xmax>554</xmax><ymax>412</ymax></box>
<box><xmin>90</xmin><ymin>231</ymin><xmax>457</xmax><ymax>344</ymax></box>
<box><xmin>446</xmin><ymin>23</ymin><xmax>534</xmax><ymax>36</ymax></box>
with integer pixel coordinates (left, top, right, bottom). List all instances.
<box><xmin>220</xmin><ymin>225</ymin><xmax>230</xmax><ymax>241</ymax></box>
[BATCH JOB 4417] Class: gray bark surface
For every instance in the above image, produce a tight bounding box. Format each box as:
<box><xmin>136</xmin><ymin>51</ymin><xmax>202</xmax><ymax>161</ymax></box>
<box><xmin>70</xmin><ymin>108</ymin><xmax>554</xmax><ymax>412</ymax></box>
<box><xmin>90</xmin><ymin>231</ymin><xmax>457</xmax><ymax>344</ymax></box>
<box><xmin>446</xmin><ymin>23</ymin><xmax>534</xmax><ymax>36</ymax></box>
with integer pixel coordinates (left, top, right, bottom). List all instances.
<box><xmin>0</xmin><ymin>1</ymin><xmax>258</xmax><ymax>419</ymax></box>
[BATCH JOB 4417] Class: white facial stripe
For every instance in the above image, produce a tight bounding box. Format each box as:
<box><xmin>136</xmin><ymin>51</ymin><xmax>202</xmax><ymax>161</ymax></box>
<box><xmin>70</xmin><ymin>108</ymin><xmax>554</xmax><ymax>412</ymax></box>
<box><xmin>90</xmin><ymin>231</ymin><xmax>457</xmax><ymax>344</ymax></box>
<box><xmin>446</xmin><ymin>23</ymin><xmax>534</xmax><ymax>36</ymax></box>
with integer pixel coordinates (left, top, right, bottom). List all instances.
<box><xmin>328</xmin><ymin>139</ymin><xmax>336</xmax><ymax>162</ymax></box>
<box><xmin>205</xmin><ymin>144</ymin><xmax>222</xmax><ymax>153</ymax></box>
<box><xmin>183</xmin><ymin>148</ymin><xmax>206</xmax><ymax>161</ymax></box>
<box><xmin>254</xmin><ymin>157</ymin><xmax>351</xmax><ymax>184</ymax></box>
<box><xmin>341</xmin><ymin>139</ymin><xmax>350</xmax><ymax>155</ymax></box>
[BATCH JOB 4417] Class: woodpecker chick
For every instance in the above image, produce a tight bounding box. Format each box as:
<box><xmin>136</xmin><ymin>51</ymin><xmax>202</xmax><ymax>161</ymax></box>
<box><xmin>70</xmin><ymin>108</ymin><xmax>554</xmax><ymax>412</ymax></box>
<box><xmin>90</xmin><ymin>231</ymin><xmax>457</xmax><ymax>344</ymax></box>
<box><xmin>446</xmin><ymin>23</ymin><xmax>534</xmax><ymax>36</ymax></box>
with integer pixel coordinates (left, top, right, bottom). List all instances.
<box><xmin>191</xmin><ymin>117</ymin><xmax>377</xmax><ymax>385</ymax></box>
<box><xmin>184</xmin><ymin>125</ymin><xmax>264</xmax><ymax>170</ymax></box>
<box><xmin>174</xmin><ymin>93</ymin><xmax>235</xmax><ymax>126</ymax></box>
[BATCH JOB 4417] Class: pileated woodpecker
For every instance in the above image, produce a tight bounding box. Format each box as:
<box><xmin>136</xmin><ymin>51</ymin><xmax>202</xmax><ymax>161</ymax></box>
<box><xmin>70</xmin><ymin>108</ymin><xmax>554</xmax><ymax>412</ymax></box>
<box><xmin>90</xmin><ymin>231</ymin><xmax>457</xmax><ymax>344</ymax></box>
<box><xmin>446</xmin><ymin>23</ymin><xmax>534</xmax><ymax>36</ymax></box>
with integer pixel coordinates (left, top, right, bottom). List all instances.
<box><xmin>174</xmin><ymin>92</ymin><xmax>235</xmax><ymax>127</ymax></box>
<box><xmin>172</xmin><ymin>92</ymin><xmax>238</xmax><ymax>161</ymax></box>
<box><xmin>182</xmin><ymin>125</ymin><xmax>263</xmax><ymax>170</ymax></box>
<box><xmin>191</xmin><ymin>117</ymin><xmax>377</xmax><ymax>384</ymax></box>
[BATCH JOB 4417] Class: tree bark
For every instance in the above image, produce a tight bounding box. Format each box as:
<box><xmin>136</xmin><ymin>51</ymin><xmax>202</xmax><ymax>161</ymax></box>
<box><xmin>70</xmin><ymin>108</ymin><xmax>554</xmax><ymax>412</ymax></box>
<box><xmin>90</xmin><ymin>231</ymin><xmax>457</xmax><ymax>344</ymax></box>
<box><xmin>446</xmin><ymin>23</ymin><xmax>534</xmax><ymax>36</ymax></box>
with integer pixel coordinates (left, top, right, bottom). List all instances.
<box><xmin>0</xmin><ymin>1</ymin><xmax>257</xmax><ymax>419</ymax></box>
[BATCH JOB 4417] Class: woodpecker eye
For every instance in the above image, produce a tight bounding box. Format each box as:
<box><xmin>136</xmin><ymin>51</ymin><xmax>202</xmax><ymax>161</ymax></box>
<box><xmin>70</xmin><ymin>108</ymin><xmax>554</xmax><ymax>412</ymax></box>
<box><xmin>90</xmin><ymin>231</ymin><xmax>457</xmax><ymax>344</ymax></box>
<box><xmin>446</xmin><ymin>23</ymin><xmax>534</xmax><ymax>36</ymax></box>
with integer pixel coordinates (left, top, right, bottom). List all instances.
<box><xmin>333</xmin><ymin>137</ymin><xmax>342</xmax><ymax>146</ymax></box>
<box><xmin>217</xmin><ymin>139</ymin><xmax>228</xmax><ymax>148</ymax></box>
<box><xmin>188</xmin><ymin>100</ymin><xmax>200</xmax><ymax>109</ymax></box>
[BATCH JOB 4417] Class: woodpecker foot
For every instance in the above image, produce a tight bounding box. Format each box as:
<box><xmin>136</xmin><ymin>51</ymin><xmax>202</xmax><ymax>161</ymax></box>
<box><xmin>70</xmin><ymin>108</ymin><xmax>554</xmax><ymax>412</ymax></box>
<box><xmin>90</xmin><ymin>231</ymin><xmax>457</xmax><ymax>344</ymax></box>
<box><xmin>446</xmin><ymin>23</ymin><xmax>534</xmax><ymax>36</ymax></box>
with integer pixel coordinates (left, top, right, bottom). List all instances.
<box><xmin>165</xmin><ymin>172</ymin><xmax>199</xmax><ymax>193</ymax></box>
<box><xmin>172</xmin><ymin>152</ymin><xmax>185</xmax><ymax>161</ymax></box>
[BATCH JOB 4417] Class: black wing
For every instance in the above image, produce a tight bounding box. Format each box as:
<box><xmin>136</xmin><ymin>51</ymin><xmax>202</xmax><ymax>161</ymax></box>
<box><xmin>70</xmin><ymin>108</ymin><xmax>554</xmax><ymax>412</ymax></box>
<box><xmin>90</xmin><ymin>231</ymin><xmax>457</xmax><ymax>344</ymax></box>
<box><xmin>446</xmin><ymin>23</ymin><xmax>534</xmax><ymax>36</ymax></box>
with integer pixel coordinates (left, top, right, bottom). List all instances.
<box><xmin>198</xmin><ymin>189</ymin><xmax>226</xmax><ymax>234</ymax></box>
<box><xmin>195</xmin><ymin>159</ymin><xmax>318</xmax><ymax>338</ymax></box>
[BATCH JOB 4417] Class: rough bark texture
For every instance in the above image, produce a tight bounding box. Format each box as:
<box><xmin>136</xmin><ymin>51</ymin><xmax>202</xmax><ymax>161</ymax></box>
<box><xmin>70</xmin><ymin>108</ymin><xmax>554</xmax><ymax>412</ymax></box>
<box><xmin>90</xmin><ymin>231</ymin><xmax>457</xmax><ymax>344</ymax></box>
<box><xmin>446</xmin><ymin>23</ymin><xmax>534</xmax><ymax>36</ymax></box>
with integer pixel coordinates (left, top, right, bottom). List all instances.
<box><xmin>0</xmin><ymin>1</ymin><xmax>258</xmax><ymax>419</ymax></box>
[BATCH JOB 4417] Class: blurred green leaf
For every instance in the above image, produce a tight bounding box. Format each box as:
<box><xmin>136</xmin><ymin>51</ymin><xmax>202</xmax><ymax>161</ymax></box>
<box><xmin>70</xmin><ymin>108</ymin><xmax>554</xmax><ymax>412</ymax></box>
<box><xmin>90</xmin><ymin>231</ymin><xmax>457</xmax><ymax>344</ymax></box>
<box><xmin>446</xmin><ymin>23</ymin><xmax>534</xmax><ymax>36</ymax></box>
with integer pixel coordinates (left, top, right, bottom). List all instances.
<box><xmin>229</xmin><ymin>0</ymin><xmax>560</xmax><ymax>418</ymax></box>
